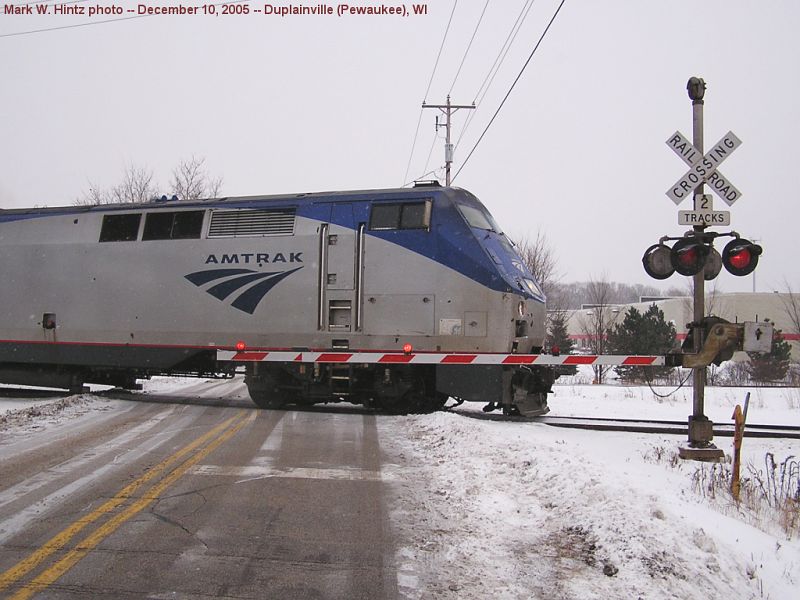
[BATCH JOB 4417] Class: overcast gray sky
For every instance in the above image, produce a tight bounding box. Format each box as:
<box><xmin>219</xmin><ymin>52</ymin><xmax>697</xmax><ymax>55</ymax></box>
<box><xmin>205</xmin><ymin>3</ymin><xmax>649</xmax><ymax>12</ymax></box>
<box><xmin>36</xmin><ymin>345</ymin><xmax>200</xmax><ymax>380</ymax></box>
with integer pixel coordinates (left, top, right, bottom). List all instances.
<box><xmin>1</xmin><ymin>0</ymin><xmax>797</xmax><ymax>294</ymax></box>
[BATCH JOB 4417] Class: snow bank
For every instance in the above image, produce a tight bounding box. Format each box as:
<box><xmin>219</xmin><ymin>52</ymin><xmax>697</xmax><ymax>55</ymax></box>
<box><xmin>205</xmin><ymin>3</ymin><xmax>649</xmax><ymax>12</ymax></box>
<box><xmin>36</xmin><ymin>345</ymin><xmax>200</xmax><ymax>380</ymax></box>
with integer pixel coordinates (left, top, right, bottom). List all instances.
<box><xmin>381</xmin><ymin>385</ymin><xmax>800</xmax><ymax>599</ymax></box>
<box><xmin>0</xmin><ymin>394</ymin><xmax>108</xmax><ymax>434</ymax></box>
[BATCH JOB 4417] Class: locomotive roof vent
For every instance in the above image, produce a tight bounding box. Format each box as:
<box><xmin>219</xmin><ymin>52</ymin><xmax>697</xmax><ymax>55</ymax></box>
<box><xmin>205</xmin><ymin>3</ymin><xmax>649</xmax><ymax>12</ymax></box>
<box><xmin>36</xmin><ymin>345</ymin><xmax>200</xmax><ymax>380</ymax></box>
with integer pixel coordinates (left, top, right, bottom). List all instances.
<box><xmin>413</xmin><ymin>180</ymin><xmax>441</xmax><ymax>188</ymax></box>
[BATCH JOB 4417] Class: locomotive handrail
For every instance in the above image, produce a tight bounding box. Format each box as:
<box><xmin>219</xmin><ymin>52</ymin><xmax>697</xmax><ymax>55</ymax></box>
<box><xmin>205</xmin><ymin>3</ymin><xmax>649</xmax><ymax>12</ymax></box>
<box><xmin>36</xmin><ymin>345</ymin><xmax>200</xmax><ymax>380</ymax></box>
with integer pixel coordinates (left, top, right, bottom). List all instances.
<box><xmin>354</xmin><ymin>223</ymin><xmax>366</xmax><ymax>331</ymax></box>
<box><xmin>317</xmin><ymin>223</ymin><xmax>329</xmax><ymax>330</ymax></box>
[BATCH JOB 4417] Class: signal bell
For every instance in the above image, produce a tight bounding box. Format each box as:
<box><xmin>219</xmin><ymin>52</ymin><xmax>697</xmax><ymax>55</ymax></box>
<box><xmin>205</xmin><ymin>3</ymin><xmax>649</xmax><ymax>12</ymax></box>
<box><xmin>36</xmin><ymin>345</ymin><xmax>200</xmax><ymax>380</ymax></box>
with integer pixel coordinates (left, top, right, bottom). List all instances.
<box><xmin>722</xmin><ymin>238</ymin><xmax>762</xmax><ymax>276</ymax></box>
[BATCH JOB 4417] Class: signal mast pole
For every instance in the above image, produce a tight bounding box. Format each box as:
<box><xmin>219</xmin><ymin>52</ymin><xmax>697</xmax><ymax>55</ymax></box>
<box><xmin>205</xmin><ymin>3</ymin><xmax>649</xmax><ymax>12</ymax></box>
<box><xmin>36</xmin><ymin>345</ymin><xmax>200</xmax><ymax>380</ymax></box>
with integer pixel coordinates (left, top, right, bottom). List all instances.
<box><xmin>422</xmin><ymin>96</ymin><xmax>475</xmax><ymax>186</ymax></box>
<box><xmin>684</xmin><ymin>77</ymin><xmax>723</xmax><ymax>459</ymax></box>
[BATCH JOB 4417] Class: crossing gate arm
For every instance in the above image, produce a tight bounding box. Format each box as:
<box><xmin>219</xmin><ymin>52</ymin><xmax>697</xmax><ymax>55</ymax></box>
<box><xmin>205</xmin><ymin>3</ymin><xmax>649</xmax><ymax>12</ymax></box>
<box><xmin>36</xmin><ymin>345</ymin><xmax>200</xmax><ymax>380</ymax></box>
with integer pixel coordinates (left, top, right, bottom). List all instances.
<box><xmin>216</xmin><ymin>350</ymin><xmax>668</xmax><ymax>367</ymax></box>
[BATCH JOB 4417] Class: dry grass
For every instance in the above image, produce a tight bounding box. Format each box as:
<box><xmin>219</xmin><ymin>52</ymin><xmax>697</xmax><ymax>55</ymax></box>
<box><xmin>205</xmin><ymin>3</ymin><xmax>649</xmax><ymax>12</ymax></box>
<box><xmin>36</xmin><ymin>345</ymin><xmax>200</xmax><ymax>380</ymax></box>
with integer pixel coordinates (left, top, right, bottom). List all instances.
<box><xmin>645</xmin><ymin>445</ymin><xmax>800</xmax><ymax>539</ymax></box>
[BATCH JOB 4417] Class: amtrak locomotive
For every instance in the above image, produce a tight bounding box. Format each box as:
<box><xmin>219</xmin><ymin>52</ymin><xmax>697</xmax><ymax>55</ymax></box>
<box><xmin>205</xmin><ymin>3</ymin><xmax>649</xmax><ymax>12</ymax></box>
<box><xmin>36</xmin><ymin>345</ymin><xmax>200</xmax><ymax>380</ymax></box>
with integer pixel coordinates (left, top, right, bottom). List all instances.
<box><xmin>0</xmin><ymin>184</ymin><xmax>555</xmax><ymax>415</ymax></box>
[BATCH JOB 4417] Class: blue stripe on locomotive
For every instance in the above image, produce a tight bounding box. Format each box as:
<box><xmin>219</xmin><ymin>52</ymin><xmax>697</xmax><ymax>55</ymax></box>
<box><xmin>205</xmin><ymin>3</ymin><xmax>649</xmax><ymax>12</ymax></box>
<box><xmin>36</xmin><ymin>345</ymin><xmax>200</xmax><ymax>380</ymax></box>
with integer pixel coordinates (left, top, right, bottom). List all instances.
<box><xmin>289</xmin><ymin>188</ymin><xmax>545</xmax><ymax>303</ymax></box>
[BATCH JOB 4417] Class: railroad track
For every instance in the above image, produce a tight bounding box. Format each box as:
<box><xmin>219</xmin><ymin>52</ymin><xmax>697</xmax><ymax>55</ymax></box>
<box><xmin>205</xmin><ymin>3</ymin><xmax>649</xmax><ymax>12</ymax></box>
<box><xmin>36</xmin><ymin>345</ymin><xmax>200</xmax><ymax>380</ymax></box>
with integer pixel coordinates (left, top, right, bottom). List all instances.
<box><xmin>451</xmin><ymin>409</ymin><xmax>800</xmax><ymax>439</ymax></box>
<box><xmin>537</xmin><ymin>416</ymin><xmax>800</xmax><ymax>439</ymax></box>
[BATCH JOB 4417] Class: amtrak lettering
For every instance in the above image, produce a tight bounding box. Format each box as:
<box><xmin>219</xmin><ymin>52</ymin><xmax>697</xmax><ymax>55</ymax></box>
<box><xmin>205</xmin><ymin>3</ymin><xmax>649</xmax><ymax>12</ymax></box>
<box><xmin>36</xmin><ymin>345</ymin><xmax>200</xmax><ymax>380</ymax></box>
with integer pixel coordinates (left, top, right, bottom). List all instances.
<box><xmin>205</xmin><ymin>252</ymin><xmax>303</xmax><ymax>266</ymax></box>
<box><xmin>185</xmin><ymin>266</ymin><xmax>303</xmax><ymax>314</ymax></box>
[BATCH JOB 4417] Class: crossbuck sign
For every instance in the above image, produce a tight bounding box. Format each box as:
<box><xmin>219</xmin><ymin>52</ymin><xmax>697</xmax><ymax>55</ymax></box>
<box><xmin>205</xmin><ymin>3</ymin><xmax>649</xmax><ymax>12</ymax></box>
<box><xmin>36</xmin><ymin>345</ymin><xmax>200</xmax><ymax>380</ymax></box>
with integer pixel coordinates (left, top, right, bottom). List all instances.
<box><xmin>666</xmin><ymin>131</ymin><xmax>742</xmax><ymax>205</ymax></box>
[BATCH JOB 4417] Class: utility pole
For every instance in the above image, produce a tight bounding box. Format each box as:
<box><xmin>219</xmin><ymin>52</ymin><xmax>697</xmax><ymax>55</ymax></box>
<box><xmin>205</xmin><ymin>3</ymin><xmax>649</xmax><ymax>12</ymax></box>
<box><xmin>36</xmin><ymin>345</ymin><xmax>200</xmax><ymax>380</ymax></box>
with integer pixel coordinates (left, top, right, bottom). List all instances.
<box><xmin>422</xmin><ymin>96</ymin><xmax>475</xmax><ymax>186</ymax></box>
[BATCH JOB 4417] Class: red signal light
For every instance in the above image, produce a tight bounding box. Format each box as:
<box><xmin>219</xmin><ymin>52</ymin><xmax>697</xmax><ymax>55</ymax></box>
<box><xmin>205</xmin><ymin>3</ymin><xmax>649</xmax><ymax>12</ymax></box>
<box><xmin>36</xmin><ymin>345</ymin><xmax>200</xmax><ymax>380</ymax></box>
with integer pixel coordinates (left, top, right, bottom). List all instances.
<box><xmin>403</xmin><ymin>343</ymin><xmax>413</xmax><ymax>355</ymax></box>
<box><xmin>722</xmin><ymin>238</ymin><xmax>762</xmax><ymax>276</ymax></box>
<box><xmin>235</xmin><ymin>340</ymin><xmax>246</xmax><ymax>351</ymax></box>
<box><xmin>729</xmin><ymin>247</ymin><xmax>751</xmax><ymax>269</ymax></box>
<box><xmin>670</xmin><ymin>238</ymin><xmax>709</xmax><ymax>277</ymax></box>
<box><xmin>677</xmin><ymin>246</ymin><xmax>698</xmax><ymax>267</ymax></box>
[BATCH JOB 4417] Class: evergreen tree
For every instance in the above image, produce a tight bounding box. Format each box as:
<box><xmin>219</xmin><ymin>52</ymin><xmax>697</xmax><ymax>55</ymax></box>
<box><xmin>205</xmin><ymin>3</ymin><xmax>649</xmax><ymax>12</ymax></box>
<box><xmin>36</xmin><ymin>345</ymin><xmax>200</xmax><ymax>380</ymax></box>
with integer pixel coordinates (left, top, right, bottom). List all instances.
<box><xmin>546</xmin><ymin>312</ymin><xmax>577</xmax><ymax>376</ymax></box>
<box><xmin>747</xmin><ymin>327</ymin><xmax>791</xmax><ymax>383</ymax></box>
<box><xmin>607</xmin><ymin>304</ymin><xmax>677</xmax><ymax>383</ymax></box>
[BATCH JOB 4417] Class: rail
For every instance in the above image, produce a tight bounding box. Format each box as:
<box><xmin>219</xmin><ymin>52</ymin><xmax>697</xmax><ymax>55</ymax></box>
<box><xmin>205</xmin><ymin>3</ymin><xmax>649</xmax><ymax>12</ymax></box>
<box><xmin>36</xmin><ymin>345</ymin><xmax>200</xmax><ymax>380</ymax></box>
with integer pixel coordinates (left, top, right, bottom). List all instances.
<box><xmin>450</xmin><ymin>410</ymin><xmax>800</xmax><ymax>439</ymax></box>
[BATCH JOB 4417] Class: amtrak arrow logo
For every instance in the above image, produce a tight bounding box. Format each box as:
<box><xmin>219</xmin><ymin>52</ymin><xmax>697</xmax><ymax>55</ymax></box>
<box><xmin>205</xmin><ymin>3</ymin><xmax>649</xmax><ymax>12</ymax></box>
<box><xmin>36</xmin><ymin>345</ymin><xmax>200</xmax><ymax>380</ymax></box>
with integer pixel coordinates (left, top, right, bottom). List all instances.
<box><xmin>185</xmin><ymin>267</ymin><xmax>303</xmax><ymax>314</ymax></box>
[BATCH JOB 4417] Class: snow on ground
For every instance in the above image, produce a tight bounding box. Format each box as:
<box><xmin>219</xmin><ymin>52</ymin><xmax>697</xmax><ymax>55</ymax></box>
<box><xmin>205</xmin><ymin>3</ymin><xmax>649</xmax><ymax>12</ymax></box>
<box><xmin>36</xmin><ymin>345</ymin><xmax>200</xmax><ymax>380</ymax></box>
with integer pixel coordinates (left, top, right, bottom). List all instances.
<box><xmin>0</xmin><ymin>389</ymin><xmax>108</xmax><ymax>433</ymax></box>
<box><xmin>1</xmin><ymin>375</ymin><xmax>798</xmax><ymax>599</ymax></box>
<box><xmin>0</xmin><ymin>386</ymin><xmax>66</xmax><ymax>416</ymax></box>
<box><xmin>380</xmin><ymin>377</ymin><xmax>800</xmax><ymax>600</ymax></box>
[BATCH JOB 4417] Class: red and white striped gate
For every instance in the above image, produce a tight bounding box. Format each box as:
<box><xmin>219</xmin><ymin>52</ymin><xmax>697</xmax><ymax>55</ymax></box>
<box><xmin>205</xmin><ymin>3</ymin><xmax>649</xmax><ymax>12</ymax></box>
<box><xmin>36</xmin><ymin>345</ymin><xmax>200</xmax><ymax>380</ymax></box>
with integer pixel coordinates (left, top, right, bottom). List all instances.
<box><xmin>216</xmin><ymin>349</ymin><xmax>666</xmax><ymax>367</ymax></box>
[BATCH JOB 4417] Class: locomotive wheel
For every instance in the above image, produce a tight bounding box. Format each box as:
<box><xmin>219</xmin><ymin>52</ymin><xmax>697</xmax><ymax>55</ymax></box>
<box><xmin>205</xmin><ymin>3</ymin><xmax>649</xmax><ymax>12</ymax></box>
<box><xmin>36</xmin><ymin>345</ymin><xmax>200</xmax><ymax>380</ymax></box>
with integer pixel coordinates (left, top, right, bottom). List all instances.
<box><xmin>245</xmin><ymin>367</ymin><xmax>296</xmax><ymax>410</ymax></box>
<box><xmin>248</xmin><ymin>389</ymin><xmax>290</xmax><ymax>410</ymax></box>
<box><xmin>416</xmin><ymin>392</ymin><xmax>448</xmax><ymax>414</ymax></box>
<box><xmin>378</xmin><ymin>371</ymin><xmax>446</xmax><ymax>415</ymax></box>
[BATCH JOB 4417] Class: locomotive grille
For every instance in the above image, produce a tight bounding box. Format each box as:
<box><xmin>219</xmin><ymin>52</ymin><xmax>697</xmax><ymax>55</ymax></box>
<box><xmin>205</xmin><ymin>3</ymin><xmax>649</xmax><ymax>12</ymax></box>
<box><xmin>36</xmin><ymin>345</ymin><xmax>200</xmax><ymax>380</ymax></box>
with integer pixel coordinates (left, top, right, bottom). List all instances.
<box><xmin>208</xmin><ymin>209</ymin><xmax>296</xmax><ymax>238</ymax></box>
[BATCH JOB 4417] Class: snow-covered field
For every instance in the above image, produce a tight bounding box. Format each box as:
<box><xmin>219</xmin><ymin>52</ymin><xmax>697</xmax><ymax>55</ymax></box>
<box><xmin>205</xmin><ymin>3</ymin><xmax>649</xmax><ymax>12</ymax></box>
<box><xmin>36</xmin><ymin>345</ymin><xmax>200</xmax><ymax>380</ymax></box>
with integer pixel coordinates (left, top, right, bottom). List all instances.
<box><xmin>382</xmin><ymin>378</ymin><xmax>800</xmax><ymax>600</ymax></box>
<box><xmin>1</xmin><ymin>376</ymin><xmax>798</xmax><ymax>599</ymax></box>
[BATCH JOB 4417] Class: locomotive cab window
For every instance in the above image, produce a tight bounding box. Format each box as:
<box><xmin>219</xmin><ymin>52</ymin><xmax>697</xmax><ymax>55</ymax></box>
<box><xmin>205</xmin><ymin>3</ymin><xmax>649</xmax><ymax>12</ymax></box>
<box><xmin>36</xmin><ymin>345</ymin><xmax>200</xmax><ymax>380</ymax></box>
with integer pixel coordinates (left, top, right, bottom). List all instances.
<box><xmin>369</xmin><ymin>200</ymin><xmax>431</xmax><ymax>231</ymax></box>
<box><xmin>456</xmin><ymin>203</ymin><xmax>501</xmax><ymax>232</ymax></box>
<box><xmin>142</xmin><ymin>210</ymin><xmax>205</xmax><ymax>240</ymax></box>
<box><xmin>99</xmin><ymin>213</ymin><xmax>142</xmax><ymax>242</ymax></box>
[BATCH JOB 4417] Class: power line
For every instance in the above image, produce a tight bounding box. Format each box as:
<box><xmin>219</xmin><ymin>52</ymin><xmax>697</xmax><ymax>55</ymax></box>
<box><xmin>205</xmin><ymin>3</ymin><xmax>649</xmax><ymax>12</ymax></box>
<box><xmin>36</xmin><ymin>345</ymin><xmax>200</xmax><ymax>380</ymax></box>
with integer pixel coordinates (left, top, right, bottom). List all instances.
<box><xmin>452</xmin><ymin>0</ymin><xmax>566</xmax><ymax>183</ymax></box>
<box><xmin>454</xmin><ymin>0</ymin><xmax>537</xmax><ymax>153</ymax></box>
<box><xmin>421</xmin><ymin>129</ymin><xmax>442</xmax><ymax>180</ymax></box>
<box><xmin>472</xmin><ymin>0</ymin><xmax>536</xmax><ymax>105</ymax></box>
<box><xmin>447</xmin><ymin>0</ymin><xmax>489</xmax><ymax>96</ymax></box>
<box><xmin>0</xmin><ymin>14</ymin><xmax>140</xmax><ymax>39</ymax></box>
<box><xmin>422</xmin><ymin>0</ymin><xmax>458</xmax><ymax>102</ymax></box>
<box><xmin>0</xmin><ymin>0</ymin><xmax>249</xmax><ymax>39</ymax></box>
<box><xmin>402</xmin><ymin>0</ymin><xmax>459</xmax><ymax>186</ymax></box>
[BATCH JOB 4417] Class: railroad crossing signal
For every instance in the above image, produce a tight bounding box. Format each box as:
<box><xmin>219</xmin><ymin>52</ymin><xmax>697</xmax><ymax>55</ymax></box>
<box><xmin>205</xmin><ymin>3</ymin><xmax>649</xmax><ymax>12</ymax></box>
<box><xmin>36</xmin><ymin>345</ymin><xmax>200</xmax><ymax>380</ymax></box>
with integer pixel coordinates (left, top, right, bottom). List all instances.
<box><xmin>642</xmin><ymin>235</ymin><xmax>761</xmax><ymax>280</ymax></box>
<box><xmin>666</xmin><ymin>130</ymin><xmax>742</xmax><ymax>206</ymax></box>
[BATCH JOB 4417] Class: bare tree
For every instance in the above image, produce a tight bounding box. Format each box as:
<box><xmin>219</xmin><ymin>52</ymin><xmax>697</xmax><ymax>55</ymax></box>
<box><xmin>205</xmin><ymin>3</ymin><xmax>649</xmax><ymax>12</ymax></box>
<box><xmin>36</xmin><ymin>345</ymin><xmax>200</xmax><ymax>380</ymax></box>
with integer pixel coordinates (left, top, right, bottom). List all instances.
<box><xmin>779</xmin><ymin>280</ymin><xmax>800</xmax><ymax>336</ymax></box>
<box><xmin>577</xmin><ymin>275</ymin><xmax>621</xmax><ymax>383</ymax></box>
<box><xmin>77</xmin><ymin>184</ymin><xmax>105</xmax><ymax>206</ymax></box>
<box><xmin>513</xmin><ymin>230</ymin><xmax>563</xmax><ymax>310</ymax></box>
<box><xmin>170</xmin><ymin>156</ymin><xmax>223</xmax><ymax>201</ymax></box>
<box><xmin>111</xmin><ymin>164</ymin><xmax>157</xmax><ymax>204</ymax></box>
<box><xmin>513</xmin><ymin>229</ymin><xmax>573</xmax><ymax>348</ymax></box>
<box><xmin>76</xmin><ymin>164</ymin><xmax>156</xmax><ymax>205</ymax></box>
<box><xmin>77</xmin><ymin>158</ymin><xmax>222</xmax><ymax>205</ymax></box>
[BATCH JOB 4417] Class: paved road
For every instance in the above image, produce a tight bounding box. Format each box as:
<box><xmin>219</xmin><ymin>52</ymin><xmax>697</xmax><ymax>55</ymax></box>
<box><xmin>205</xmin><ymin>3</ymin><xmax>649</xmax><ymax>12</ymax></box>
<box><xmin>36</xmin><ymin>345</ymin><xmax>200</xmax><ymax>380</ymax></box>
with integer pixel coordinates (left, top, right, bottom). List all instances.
<box><xmin>0</xmin><ymin>381</ymin><xmax>398</xmax><ymax>599</ymax></box>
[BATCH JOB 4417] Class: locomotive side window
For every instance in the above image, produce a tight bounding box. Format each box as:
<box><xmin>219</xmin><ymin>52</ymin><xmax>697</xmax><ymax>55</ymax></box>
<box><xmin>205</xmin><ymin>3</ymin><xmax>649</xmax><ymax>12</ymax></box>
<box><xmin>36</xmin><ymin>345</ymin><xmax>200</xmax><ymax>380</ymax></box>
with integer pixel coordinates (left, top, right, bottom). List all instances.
<box><xmin>142</xmin><ymin>210</ymin><xmax>204</xmax><ymax>240</ymax></box>
<box><xmin>370</xmin><ymin>204</ymin><xmax>401</xmax><ymax>230</ymax></box>
<box><xmin>369</xmin><ymin>201</ymin><xmax>430</xmax><ymax>231</ymax></box>
<box><xmin>99</xmin><ymin>213</ymin><xmax>142</xmax><ymax>242</ymax></box>
<box><xmin>171</xmin><ymin>211</ymin><xmax>205</xmax><ymax>239</ymax></box>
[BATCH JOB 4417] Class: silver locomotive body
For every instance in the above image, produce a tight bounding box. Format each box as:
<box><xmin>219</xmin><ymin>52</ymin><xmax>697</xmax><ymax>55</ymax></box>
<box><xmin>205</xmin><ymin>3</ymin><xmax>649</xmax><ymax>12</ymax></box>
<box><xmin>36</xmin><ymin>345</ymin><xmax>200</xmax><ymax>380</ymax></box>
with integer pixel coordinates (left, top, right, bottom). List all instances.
<box><xmin>0</xmin><ymin>185</ymin><xmax>553</xmax><ymax>414</ymax></box>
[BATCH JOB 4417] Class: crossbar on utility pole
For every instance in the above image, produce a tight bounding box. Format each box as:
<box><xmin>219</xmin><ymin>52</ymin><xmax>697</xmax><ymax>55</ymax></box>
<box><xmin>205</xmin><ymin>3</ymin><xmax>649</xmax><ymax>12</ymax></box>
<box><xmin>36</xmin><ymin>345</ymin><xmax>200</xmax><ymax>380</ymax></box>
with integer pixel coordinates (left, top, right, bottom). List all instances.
<box><xmin>422</xmin><ymin>96</ymin><xmax>475</xmax><ymax>186</ymax></box>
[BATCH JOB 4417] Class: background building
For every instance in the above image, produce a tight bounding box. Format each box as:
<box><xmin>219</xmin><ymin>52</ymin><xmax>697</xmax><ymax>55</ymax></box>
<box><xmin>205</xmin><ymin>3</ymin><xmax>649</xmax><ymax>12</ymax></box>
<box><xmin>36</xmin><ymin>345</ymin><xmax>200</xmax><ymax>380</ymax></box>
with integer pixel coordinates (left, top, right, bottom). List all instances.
<box><xmin>561</xmin><ymin>292</ymin><xmax>800</xmax><ymax>360</ymax></box>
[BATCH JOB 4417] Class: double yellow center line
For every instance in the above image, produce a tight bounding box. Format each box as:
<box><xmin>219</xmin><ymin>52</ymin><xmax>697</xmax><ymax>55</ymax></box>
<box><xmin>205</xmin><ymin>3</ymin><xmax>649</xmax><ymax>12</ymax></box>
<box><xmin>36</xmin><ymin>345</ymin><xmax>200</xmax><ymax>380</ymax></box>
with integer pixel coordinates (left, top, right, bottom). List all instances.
<box><xmin>0</xmin><ymin>409</ymin><xmax>255</xmax><ymax>599</ymax></box>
